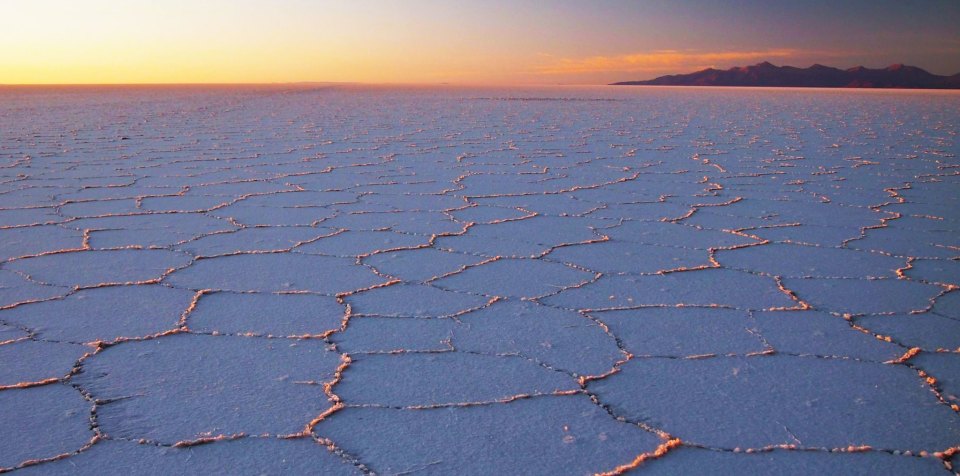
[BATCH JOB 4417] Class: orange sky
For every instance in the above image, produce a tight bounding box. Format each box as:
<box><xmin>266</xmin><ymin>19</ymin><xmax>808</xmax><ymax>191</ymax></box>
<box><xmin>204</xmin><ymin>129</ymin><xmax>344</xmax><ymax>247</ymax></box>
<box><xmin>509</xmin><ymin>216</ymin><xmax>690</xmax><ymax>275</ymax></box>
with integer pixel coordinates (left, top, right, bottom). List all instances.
<box><xmin>2</xmin><ymin>0</ymin><xmax>958</xmax><ymax>85</ymax></box>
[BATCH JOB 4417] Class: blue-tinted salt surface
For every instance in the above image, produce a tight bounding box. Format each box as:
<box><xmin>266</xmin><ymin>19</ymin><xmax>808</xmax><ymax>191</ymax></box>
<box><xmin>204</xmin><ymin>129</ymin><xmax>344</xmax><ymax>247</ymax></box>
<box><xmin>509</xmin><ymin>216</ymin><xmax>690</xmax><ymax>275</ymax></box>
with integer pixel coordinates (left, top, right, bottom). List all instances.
<box><xmin>0</xmin><ymin>85</ymin><xmax>958</xmax><ymax>474</ymax></box>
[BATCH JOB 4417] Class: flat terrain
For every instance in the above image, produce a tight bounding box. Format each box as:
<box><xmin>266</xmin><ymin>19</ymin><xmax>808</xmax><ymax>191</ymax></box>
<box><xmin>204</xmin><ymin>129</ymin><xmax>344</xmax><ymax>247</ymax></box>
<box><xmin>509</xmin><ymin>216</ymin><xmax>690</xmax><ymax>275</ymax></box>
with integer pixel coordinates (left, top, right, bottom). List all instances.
<box><xmin>0</xmin><ymin>85</ymin><xmax>958</xmax><ymax>474</ymax></box>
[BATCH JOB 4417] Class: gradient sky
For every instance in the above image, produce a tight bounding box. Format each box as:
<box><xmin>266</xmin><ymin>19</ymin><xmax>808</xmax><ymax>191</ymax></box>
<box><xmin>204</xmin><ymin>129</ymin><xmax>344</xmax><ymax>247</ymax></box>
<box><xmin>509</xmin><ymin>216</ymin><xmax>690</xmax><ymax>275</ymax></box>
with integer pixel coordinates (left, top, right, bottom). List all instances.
<box><xmin>2</xmin><ymin>0</ymin><xmax>959</xmax><ymax>85</ymax></box>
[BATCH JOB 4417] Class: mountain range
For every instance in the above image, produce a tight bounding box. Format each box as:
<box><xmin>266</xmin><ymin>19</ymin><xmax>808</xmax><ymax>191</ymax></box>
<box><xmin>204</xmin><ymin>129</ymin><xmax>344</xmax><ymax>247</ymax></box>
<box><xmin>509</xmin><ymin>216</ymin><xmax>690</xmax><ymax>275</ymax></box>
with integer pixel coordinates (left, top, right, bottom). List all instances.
<box><xmin>611</xmin><ymin>62</ymin><xmax>960</xmax><ymax>89</ymax></box>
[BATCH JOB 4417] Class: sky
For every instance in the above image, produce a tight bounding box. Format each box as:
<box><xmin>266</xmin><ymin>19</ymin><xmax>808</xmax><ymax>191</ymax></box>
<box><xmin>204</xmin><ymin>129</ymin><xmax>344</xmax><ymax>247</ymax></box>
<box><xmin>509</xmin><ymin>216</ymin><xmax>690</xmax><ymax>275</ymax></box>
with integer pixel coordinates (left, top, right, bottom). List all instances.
<box><xmin>1</xmin><ymin>0</ymin><xmax>959</xmax><ymax>85</ymax></box>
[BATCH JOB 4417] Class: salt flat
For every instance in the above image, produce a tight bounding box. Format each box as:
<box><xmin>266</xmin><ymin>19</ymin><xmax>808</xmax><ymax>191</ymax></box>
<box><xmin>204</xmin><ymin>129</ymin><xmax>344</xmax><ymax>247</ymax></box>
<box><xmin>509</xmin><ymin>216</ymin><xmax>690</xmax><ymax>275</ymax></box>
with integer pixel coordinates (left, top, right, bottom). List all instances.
<box><xmin>0</xmin><ymin>85</ymin><xmax>958</xmax><ymax>475</ymax></box>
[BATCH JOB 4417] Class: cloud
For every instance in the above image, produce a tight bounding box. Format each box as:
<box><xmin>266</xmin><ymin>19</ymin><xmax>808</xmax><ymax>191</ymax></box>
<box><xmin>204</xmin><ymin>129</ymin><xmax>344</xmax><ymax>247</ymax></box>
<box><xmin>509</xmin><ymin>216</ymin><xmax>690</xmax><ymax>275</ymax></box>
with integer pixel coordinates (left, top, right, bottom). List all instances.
<box><xmin>536</xmin><ymin>48</ymin><xmax>801</xmax><ymax>75</ymax></box>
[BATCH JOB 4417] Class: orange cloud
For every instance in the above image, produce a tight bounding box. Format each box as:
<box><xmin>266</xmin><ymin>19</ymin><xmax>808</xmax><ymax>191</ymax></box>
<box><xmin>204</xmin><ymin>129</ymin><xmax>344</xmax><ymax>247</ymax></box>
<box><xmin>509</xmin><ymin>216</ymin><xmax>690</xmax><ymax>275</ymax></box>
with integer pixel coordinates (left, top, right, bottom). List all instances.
<box><xmin>536</xmin><ymin>48</ymin><xmax>800</xmax><ymax>75</ymax></box>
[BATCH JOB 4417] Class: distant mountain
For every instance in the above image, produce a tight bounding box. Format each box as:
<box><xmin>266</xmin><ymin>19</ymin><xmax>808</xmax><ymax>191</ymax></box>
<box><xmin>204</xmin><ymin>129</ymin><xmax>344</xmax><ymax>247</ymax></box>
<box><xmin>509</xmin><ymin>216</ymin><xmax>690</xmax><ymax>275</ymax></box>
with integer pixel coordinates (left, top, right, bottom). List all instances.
<box><xmin>611</xmin><ymin>62</ymin><xmax>960</xmax><ymax>89</ymax></box>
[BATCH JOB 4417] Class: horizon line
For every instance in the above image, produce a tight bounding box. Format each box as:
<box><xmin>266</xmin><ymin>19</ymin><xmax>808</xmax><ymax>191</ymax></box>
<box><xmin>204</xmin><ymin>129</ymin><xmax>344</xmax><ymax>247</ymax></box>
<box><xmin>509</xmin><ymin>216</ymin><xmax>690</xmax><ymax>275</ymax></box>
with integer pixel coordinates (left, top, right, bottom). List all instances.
<box><xmin>3</xmin><ymin>84</ymin><xmax>959</xmax><ymax>94</ymax></box>
<box><xmin>4</xmin><ymin>61</ymin><xmax>958</xmax><ymax>89</ymax></box>
<box><xmin>0</xmin><ymin>81</ymin><xmax>605</xmax><ymax>87</ymax></box>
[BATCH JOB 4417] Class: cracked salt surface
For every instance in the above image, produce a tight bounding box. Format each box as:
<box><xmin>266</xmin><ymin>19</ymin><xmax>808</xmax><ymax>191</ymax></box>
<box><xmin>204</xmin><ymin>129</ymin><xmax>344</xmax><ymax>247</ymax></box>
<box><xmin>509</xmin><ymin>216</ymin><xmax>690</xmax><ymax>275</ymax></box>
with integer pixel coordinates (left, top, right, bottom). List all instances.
<box><xmin>0</xmin><ymin>85</ymin><xmax>958</xmax><ymax>474</ymax></box>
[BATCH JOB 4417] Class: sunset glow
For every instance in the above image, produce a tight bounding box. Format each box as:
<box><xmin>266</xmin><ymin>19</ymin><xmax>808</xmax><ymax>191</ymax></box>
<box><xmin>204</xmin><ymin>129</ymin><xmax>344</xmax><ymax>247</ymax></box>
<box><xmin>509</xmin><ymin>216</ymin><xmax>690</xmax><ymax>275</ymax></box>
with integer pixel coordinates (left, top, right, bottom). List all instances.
<box><xmin>2</xmin><ymin>1</ymin><xmax>959</xmax><ymax>85</ymax></box>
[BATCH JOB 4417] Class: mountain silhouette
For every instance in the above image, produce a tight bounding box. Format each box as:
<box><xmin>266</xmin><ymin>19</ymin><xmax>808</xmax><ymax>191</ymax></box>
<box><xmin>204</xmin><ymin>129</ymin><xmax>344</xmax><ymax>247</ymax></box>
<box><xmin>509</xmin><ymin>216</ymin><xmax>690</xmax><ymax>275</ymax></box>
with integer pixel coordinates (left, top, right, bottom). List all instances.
<box><xmin>612</xmin><ymin>62</ymin><xmax>960</xmax><ymax>89</ymax></box>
